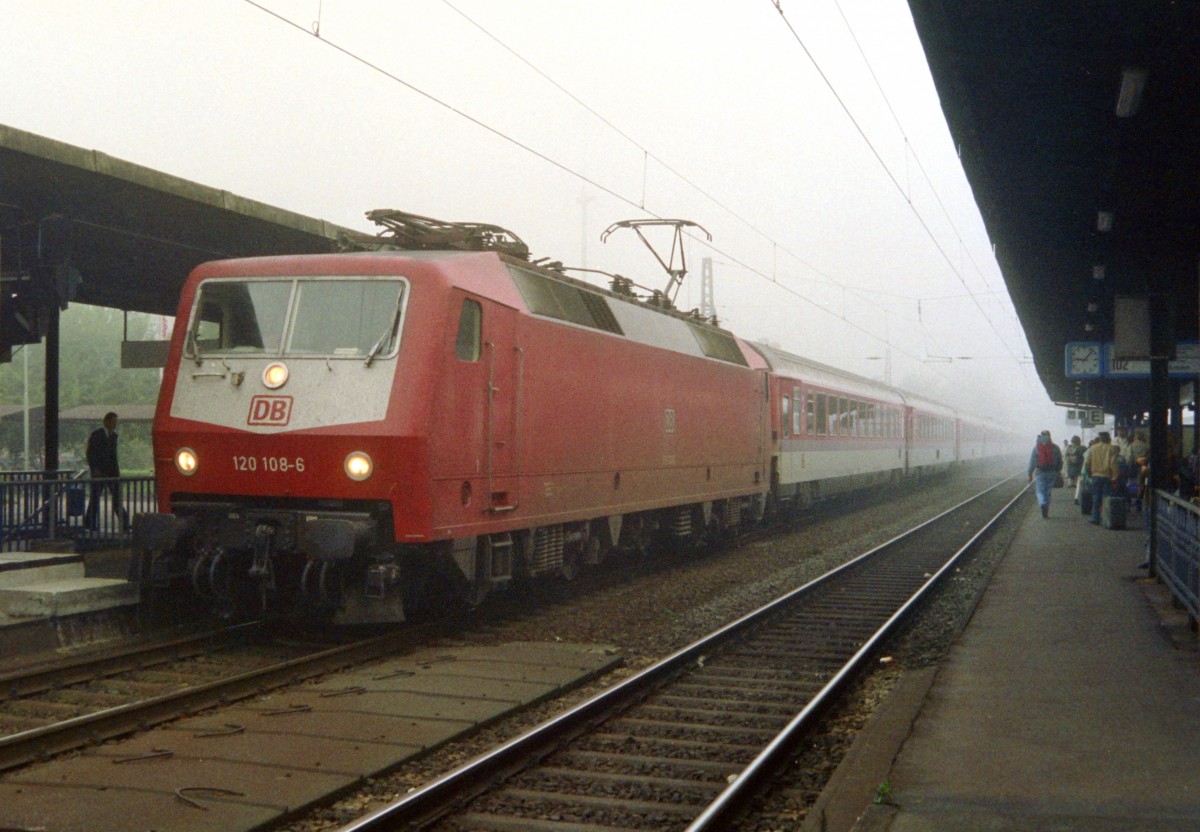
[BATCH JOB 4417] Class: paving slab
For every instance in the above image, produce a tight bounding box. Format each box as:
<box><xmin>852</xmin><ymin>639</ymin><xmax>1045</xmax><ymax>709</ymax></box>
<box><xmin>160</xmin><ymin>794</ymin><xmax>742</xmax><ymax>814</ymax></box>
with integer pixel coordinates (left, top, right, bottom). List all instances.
<box><xmin>0</xmin><ymin>640</ymin><xmax>620</xmax><ymax>832</ymax></box>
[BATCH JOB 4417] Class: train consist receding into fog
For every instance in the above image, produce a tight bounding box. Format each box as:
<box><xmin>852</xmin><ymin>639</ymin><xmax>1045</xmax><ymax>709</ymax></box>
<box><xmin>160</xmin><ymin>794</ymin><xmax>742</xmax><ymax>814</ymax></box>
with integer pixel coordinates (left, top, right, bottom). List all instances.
<box><xmin>133</xmin><ymin>212</ymin><xmax>1023</xmax><ymax>622</ymax></box>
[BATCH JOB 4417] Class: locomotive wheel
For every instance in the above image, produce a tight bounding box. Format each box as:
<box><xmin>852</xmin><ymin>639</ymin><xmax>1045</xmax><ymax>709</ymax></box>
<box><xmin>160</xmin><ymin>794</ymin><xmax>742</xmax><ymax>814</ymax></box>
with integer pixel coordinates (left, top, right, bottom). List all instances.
<box><xmin>190</xmin><ymin>552</ymin><xmax>215</xmax><ymax>599</ymax></box>
<box><xmin>559</xmin><ymin>542</ymin><xmax>581</xmax><ymax>581</ymax></box>
<box><xmin>300</xmin><ymin>560</ymin><xmax>343</xmax><ymax>611</ymax></box>
<box><xmin>403</xmin><ymin>561</ymin><xmax>465</xmax><ymax>623</ymax></box>
<box><xmin>207</xmin><ymin>551</ymin><xmax>262</xmax><ymax>621</ymax></box>
<box><xmin>619</xmin><ymin>514</ymin><xmax>650</xmax><ymax>558</ymax></box>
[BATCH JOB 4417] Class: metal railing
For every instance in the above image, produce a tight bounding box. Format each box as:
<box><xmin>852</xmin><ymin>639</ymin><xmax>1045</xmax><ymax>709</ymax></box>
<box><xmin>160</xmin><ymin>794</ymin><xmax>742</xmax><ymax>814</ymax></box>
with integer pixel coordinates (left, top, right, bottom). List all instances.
<box><xmin>0</xmin><ymin>471</ymin><xmax>156</xmax><ymax>552</ymax></box>
<box><xmin>1153</xmin><ymin>489</ymin><xmax>1200</xmax><ymax>623</ymax></box>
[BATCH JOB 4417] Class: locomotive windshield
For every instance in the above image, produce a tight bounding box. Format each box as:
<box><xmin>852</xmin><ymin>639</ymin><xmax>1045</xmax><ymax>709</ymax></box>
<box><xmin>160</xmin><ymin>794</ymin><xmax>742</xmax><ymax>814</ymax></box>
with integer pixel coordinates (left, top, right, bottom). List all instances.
<box><xmin>186</xmin><ymin>278</ymin><xmax>405</xmax><ymax>360</ymax></box>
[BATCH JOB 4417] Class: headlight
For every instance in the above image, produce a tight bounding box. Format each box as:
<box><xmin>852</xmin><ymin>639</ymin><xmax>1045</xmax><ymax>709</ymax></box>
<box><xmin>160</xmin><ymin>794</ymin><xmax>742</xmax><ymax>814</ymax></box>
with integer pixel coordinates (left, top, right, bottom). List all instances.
<box><xmin>344</xmin><ymin>451</ymin><xmax>373</xmax><ymax>481</ymax></box>
<box><xmin>262</xmin><ymin>362</ymin><xmax>289</xmax><ymax>389</ymax></box>
<box><xmin>175</xmin><ymin>448</ymin><xmax>198</xmax><ymax>476</ymax></box>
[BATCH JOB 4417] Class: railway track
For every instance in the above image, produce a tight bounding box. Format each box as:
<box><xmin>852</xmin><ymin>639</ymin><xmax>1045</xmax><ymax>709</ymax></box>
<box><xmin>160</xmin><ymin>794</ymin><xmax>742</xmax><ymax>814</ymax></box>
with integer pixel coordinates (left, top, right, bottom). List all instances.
<box><xmin>0</xmin><ymin>621</ymin><xmax>435</xmax><ymax>773</ymax></box>
<box><xmin>334</xmin><ymin>476</ymin><xmax>1028</xmax><ymax>832</ymax></box>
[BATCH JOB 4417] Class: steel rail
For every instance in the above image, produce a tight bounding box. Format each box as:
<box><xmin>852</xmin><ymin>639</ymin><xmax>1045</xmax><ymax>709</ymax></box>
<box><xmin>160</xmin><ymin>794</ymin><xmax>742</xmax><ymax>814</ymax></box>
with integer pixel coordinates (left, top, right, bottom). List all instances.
<box><xmin>0</xmin><ymin>621</ymin><xmax>264</xmax><ymax>701</ymax></box>
<box><xmin>0</xmin><ymin>626</ymin><xmax>431</xmax><ymax>772</ymax></box>
<box><xmin>334</xmin><ymin>474</ymin><xmax>1027</xmax><ymax>832</ymax></box>
<box><xmin>686</xmin><ymin>479</ymin><xmax>1030</xmax><ymax>830</ymax></box>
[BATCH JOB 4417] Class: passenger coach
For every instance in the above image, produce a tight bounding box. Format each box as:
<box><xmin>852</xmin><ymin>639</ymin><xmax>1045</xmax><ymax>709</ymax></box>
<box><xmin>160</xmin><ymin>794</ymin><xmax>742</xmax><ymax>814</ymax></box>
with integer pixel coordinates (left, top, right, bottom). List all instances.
<box><xmin>754</xmin><ymin>344</ymin><xmax>907</xmax><ymax>512</ymax></box>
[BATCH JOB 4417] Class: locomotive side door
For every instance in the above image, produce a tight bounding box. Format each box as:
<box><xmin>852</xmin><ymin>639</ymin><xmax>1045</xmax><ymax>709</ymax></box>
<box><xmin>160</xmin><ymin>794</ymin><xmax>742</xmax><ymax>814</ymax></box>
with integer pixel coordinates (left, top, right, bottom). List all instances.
<box><xmin>483</xmin><ymin>303</ymin><xmax>520</xmax><ymax>511</ymax></box>
<box><xmin>442</xmin><ymin>294</ymin><xmax>520</xmax><ymax>515</ymax></box>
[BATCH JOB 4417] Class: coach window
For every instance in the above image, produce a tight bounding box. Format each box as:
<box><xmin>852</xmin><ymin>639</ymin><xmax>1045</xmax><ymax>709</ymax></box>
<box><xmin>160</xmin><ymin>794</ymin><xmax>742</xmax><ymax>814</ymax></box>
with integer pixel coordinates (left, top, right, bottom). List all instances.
<box><xmin>806</xmin><ymin>393</ymin><xmax>816</xmax><ymax>435</ymax></box>
<box><xmin>792</xmin><ymin>389</ymin><xmax>802</xmax><ymax>435</ymax></box>
<box><xmin>839</xmin><ymin>398</ymin><xmax>849</xmax><ymax>436</ymax></box>
<box><xmin>781</xmin><ymin>395</ymin><xmax>791</xmax><ymax>438</ymax></box>
<box><xmin>816</xmin><ymin>394</ymin><xmax>827</xmax><ymax>436</ymax></box>
<box><xmin>455</xmin><ymin>299</ymin><xmax>482</xmax><ymax>361</ymax></box>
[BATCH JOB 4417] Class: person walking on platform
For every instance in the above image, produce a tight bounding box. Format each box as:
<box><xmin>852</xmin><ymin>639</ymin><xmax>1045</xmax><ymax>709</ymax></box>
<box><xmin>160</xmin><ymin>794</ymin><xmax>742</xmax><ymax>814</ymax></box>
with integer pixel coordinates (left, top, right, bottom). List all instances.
<box><xmin>1082</xmin><ymin>431</ymin><xmax>1120</xmax><ymax>525</ymax></box>
<box><xmin>1064</xmin><ymin>435</ymin><xmax>1084</xmax><ymax>488</ymax></box>
<box><xmin>84</xmin><ymin>411</ymin><xmax>129</xmax><ymax>531</ymax></box>
<box><xmin>1028</xmin><ymin>431</ymin><xmax>1063</xmax><ymax>518</ymax></box>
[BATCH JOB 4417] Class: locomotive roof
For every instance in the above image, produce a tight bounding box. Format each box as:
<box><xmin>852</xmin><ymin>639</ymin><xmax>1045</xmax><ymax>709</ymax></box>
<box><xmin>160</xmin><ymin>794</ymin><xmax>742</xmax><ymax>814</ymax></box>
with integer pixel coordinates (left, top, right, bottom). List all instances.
<box><xmin>190</xmin><ymin>249</ymin><xmax>765</xmax><ymax>370</ymax></box>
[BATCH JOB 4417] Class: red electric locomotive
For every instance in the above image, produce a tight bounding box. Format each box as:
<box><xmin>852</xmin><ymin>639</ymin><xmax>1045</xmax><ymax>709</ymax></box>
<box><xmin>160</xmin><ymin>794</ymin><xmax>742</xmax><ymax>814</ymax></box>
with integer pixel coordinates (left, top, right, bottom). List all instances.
<box><xmin>135</xmin><ymin>214</ymin><xmax>770</xmax><ymax>622</ymax></box>
<box><xmin>134</xmin><ymin>211</ymin><xmax>1023</xmax><ymax>623</ymax></box>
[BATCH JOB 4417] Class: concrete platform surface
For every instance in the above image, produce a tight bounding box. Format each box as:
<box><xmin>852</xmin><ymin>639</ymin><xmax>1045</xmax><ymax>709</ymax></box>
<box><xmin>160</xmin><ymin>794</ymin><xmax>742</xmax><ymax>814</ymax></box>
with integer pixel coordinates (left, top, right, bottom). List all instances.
<box><xmin>852</xmin><ymin>497</ymin><xmax>1200</xmax><ymax>832</ymax></box>
<box><xmin>0</xmin><ymin>640</ymin><xmax>621</xmax><ymax>832</ymax></box>
<box><xmin>0</xmin><ymin>577</ymin><xmax>139</xmax><ymax>619</ymax></box>
<box><xmin>0</xmin><ymin>550</ymin><xmax>84</xmax><ymax>588</ymax></box>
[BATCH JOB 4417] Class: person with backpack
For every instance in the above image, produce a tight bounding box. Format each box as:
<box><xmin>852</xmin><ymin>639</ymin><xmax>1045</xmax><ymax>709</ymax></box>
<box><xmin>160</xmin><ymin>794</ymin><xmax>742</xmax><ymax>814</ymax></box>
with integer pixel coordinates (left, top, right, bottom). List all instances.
<box><xmin>1028</xmin><ymin>430</ymin><xmax>1064</xmax><ymax>518</ymax></box>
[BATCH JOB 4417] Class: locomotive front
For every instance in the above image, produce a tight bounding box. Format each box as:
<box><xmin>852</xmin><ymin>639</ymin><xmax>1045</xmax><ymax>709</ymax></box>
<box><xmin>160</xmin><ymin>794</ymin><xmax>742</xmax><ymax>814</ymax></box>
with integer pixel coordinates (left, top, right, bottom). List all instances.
<box><xmin>137</xmin><ymin>255</ymin><xmax>431</xmax><ymax>622</ymax></box>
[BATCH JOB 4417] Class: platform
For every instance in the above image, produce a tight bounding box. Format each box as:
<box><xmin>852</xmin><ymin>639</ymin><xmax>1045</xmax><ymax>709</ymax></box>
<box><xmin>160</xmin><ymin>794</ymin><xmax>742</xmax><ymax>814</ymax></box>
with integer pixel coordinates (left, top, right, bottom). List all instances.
<box><xmin>0</xmin><ymin>550</ymin><xmax>139</xmax><ymax>625</ymax></box>
<box><xmin>821</xmin><ymin>492</ymin><xmax>1200</xmax><ymax>832</ymax></box>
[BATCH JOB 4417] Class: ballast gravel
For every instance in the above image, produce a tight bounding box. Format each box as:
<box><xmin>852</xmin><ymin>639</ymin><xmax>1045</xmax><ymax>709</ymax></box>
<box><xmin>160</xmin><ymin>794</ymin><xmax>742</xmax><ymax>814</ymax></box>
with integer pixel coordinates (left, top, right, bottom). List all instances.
<box><xmin>270</xmin><ymin>469</ymin><xmax>1028</xmax><ymax>832</ymax></box>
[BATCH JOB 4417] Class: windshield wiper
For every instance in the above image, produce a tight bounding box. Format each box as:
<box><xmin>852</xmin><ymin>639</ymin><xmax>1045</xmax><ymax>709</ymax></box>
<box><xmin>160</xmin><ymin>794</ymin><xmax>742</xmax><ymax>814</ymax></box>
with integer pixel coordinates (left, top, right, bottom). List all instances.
<box><xmin>186</xmin><ymin>328</ymin><xmax>203</xmax><ymax>366</ymax></box>
<box><xmin>364</xmin><ymin>293</ymin><xmax>403</xmax><ymax>367</ymax></box>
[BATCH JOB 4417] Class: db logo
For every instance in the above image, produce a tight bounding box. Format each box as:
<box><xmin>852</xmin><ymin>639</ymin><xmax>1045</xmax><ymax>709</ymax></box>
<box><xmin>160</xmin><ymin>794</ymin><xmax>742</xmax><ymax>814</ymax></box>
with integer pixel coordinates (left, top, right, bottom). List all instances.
<box><xmin>248</xmin><ymin>396</ymin><xmax>293</xmax><ymax>426</ymax></box>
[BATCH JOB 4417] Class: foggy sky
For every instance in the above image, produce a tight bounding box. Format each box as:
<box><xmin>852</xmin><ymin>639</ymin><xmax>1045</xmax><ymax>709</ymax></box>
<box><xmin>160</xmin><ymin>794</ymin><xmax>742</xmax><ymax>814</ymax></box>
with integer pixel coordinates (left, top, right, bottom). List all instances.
<box><xmin>0</xmin><ymin>0</ymin><xmax>1059</xmax><ymax>432</ymax></box>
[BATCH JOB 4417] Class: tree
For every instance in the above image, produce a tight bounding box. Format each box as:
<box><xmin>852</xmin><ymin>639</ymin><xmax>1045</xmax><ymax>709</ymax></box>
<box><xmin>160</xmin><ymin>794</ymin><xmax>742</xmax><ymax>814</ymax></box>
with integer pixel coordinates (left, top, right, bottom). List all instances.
<box><xmin>0</xmin><ymin>305</ymin><xmax>169</xmax><ymax>471</ymax></box>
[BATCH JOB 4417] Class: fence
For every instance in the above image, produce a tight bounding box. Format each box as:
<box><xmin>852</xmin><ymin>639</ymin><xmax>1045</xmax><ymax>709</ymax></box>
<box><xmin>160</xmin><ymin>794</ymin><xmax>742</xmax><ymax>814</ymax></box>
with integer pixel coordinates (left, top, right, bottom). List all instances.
<box><xmin>0</xmin><ymin>470</ymin><xmax>156</xmax><ymax>552</ymax></box>
<box><xmin>1153</xmin><ymin>489</ymin><xmax>1200</xmax><ymax>624</ymax></box>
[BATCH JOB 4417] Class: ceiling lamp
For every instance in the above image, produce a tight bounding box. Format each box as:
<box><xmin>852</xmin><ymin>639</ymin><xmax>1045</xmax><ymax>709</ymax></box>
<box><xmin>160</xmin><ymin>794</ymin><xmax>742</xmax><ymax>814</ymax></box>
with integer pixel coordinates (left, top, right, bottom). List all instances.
<box><xmin>1116</xmin><ymin>67</ymin><xmax>1147</xmax><ymax>117</ymax></box>
<box><xmin>1087</xmin><ymin>302</ymin><xmax>1099</xmax><ymax>312</ymax></box>
<box><xmin>1097</xmin><ymin>211</ymin><xmax>1113</xmax><ymax>232</ymax></box>
<box><xmin>1093</xmin><ymin>264</ymin><xmax>1106</xmax><ymax>280</ymax></box>
<box><xmin>1085</xmin><ymin>322</ymin><xmax>1095</xmax><ymax>332</ymax></box>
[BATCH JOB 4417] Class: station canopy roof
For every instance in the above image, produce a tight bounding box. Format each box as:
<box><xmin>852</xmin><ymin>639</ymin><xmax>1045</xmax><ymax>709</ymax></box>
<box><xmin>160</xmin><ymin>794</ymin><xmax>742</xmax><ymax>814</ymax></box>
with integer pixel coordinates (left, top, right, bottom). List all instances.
<box><xmin>907</xmin><ymin>1</ymin><xmax>1200</xmax><ymax>417</ymax></box>
<box><xmin>0</xmin><ymin>123</ymin><xmax>359</xmax><ymax>352</ymax></box>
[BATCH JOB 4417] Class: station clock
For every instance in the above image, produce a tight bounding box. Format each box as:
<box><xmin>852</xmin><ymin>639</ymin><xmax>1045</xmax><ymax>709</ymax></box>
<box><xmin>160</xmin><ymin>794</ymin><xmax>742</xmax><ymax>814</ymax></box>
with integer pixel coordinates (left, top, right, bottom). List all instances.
<box><xmin>1065</xmin><ymin>342</ymin><xmax>1102</xmax><ymax>378</ymax></box>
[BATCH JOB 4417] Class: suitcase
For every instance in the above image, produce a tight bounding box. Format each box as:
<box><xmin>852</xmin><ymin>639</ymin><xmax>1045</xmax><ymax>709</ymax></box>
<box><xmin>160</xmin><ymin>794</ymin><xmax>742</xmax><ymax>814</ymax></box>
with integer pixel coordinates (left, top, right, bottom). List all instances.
<box><xmin>1079</xmin><ymin>486</ymin><xmax>1093</xmax><ymax>516</ymax></box>
<box><xmin>1102</xmin><ymin>496</ymin><xmax>1127</xmax><ymax>530</ymax></box>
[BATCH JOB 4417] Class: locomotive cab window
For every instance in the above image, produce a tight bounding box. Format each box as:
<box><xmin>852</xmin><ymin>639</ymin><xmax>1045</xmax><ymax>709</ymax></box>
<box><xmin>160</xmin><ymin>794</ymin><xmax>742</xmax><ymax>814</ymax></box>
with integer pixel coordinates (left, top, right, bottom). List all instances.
<box><xmin>456</xmin><ymin>299</ymin><xmax>482</xmax><ymax>361</ymax></box>
<box><xmin>289</xmin><ymin>280</ymin><xmax>404</xmax><ymax>356</ymax></box>
<box><xmin>186</xmin><ymin>277</ymin><xmax>406</xmax><ymax>360</ymax></box>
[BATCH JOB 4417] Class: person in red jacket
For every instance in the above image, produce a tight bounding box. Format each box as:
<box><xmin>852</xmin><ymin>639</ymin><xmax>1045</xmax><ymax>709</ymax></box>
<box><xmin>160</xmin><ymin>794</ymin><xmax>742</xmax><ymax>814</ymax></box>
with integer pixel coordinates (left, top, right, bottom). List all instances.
<box><xmin>1027</xmin><ymin>430</ymin><xmax>1063</xmax><ymax>518</ymax></box>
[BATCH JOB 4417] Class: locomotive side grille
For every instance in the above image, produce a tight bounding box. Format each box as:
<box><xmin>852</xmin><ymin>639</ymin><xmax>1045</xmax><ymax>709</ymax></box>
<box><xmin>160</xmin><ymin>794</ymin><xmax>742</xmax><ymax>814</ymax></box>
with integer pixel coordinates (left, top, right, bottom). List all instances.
<box><xmin>509</xmin><ymin>267</ymin><xmax>624</xmax><ymax>336</ymax></box>
<box><xmin>580</xmin><ymin>291</ymin><xmax>623</xmax><ymax>334</ymax></box>
<box><xmin>689</xmin><ymin>323</ymin><xmax>749</xmax><ymax>366</ymax></box>
<box><xmin>529</xmin><ymin>525</ymin><xmax>564</xmax><ymax>576</ymax></box>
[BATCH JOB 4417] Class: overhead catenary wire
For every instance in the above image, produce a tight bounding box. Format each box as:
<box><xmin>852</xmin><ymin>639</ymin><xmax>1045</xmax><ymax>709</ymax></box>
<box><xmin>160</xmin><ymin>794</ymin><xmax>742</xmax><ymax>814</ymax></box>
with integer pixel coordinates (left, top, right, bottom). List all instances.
<box><xmin>239</xmin><ymin>0</ymin><xmax>952</xmax><ymax>372</ymax></box>
<box><xmin>770</xmin><ymin>0</ymin><xmax>1028</xmax><ymax>370</ymax></box>
<box><xmin>239</xmin><ymin>0</ymin><xmax>1019</xmax><ymax>383</ymax></box>
<box><xmin>830</xmin><ymin>0</ymin><xmax>1004</xmax><ymax>300</ymax></box>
